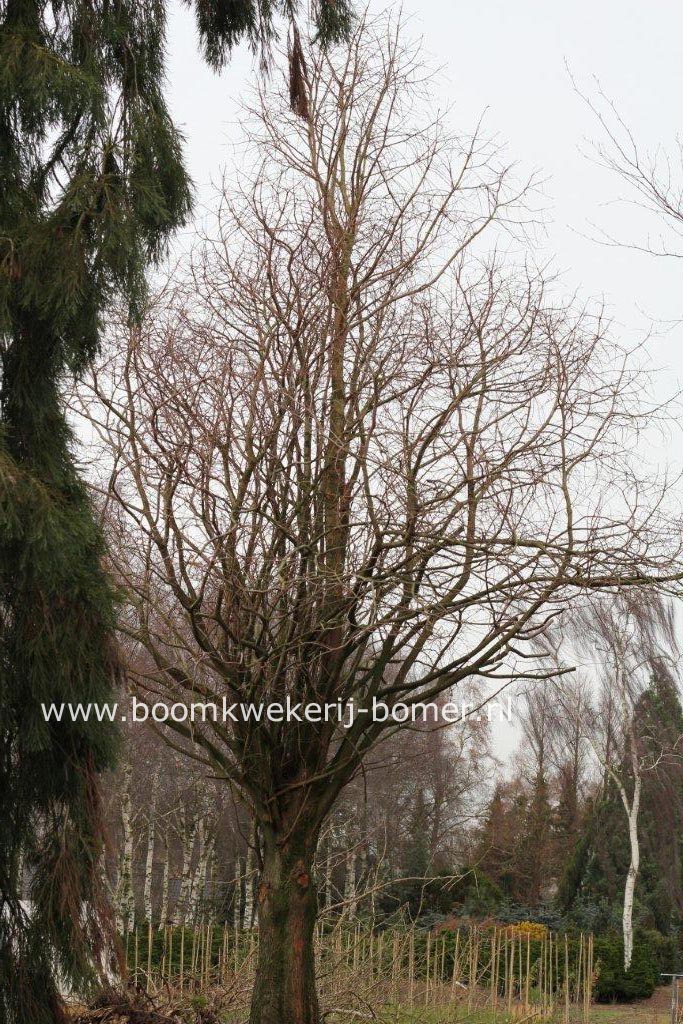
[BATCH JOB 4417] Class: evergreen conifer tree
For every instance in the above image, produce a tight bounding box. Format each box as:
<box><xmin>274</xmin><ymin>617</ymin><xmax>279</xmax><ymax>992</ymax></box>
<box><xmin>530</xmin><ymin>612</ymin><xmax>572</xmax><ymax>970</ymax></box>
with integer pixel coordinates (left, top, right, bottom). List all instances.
<box><xmin>1</xmin><ymin>4</ymin><xmax>351</xmax><ymax>1019</ymax></box>
<box><xmin>0</xmin><ymin>3</ymin><xmax>193</xmax><ymax>1019</ymax></box>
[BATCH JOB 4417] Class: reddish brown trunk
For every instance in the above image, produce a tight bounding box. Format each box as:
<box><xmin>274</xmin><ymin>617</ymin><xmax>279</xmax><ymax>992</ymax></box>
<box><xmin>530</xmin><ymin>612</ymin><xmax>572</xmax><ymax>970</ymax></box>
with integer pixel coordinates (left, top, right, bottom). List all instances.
<box><xmin>249</xmin><ymin>831</ymin><xmax>319</xmax><ymax>1024</ymax></box>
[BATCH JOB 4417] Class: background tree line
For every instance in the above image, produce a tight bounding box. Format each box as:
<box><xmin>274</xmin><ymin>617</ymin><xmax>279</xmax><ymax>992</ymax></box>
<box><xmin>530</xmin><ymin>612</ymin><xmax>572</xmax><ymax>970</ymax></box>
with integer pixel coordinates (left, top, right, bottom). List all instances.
<box><xmin>102</xmin><ymin>590</ymin><xmax>683</xmax><ymax>1003</ymax></box>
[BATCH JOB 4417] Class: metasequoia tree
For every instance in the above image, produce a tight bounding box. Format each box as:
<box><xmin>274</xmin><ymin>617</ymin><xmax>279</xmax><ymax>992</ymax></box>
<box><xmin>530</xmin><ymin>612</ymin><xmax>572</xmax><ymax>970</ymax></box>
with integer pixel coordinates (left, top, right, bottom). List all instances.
<box><xmin>546</xmin><ymin>594</ymin><xmax>682</xmax><ymax>971</ymax></box>
<box><xmin>77</xmin><ymin>19</ymin><xmax>683</xmax><ymax>1024</ymax></box>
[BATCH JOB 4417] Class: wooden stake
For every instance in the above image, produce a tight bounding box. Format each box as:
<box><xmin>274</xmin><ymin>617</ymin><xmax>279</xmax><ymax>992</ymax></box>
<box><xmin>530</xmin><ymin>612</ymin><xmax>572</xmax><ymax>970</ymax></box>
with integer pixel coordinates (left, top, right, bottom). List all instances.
<box><xmin>147</xmin><ymin>919</ymin><xmax>153</xmax><ymax>992</ymax></box>
<box><xmin>491</xmin><ymin>927</ymin><xmax>499</xmax><ymax>1018</ymax></box>
<box><xmin>564</xmin><ymin>934</ymin><xmax>570</xmax><ymax>1024</ymax></box>
<box><xmin>451</xmin><ymin>929</ymin><xmax>461</xmax><ymax>1001</ymax></box>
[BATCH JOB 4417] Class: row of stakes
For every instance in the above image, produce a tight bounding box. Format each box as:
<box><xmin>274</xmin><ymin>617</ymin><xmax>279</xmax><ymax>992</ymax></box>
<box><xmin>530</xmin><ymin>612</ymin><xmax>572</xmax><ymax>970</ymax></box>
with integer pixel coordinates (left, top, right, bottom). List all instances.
<box><xmin>124</xmin><ymin>922</ymin><xmax>595</xmax><ymax>1020</ymax></box>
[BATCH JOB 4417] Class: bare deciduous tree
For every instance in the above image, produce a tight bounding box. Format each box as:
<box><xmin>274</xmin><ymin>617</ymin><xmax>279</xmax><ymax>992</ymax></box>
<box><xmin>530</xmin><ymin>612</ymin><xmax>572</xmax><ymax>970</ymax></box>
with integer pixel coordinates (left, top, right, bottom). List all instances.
<box><xmin>75</xmin><ymin>18</ymin><xmax>682</xmax><ymax>1024</ymax></box>
<box><xmin>577</xmin><ymin>79</ymin><xmax>683</xmax><ymax>262</ymax></box>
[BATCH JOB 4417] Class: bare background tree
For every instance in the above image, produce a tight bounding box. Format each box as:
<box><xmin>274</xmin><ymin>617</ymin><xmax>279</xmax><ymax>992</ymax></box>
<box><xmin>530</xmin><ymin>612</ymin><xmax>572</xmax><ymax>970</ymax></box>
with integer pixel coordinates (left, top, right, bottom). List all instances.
<box><xmin>578</xmin><ymin>80</ymin><xmax>683</xmax><ymax>263</ymax></box>
<box><xmin>103</xmin><ymin>698</ymin><xmax>490</xmax><ymax>937</ymax></box>
<box><xmin>73</xmin><ymin>17</ymin><xmax>683</xmax><ymax>1024</ymax></box>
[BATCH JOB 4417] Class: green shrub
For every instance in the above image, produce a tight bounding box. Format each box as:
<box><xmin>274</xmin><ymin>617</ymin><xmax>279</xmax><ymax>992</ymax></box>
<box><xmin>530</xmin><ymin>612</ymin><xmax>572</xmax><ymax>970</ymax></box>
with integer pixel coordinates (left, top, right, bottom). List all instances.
<box><xmin>593</xmin><ymin>931</ymin><xmax>660</xmax><ymax>1001</ymax></box>
<box><xmin>641</xmin><ymin>928</ymin><xmax>677</xmax><ymax>974</ymax></box>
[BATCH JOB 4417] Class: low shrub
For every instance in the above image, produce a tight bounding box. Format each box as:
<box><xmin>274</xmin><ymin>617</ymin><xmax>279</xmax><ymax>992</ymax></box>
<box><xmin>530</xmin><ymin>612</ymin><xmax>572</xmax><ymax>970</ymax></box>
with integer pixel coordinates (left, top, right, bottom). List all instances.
<box><xmin>593</xmin><ymin>931</ymin><xmax>660</xmax><ymax>1001</ymax></box>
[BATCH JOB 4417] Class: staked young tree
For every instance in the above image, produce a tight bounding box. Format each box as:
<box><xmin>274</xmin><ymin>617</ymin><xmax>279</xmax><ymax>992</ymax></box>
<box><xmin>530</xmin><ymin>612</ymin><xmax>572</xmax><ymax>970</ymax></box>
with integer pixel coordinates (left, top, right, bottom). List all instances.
<box><xmin>75</xmin><ymin>18</ymin><xmax>683</xmax><ymax>1024</ymax></box>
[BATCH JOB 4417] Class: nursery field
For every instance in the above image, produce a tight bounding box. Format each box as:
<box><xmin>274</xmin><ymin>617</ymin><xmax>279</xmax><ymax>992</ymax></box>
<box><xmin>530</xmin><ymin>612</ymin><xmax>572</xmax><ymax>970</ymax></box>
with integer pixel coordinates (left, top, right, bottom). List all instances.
<box><xmin>108</xmin><ymin>923</ymin><xmax>602</xmax><ymax>1023</ymax></box>
<box><xmin>68</xmin><ymin>922</ymin><xmax>679</xmax><ymax>1024</ymax></box>
<box><xmin>375</xmin><ymin>1003</ymin><xmax>671</xmax><ymax>1024</ymax></box>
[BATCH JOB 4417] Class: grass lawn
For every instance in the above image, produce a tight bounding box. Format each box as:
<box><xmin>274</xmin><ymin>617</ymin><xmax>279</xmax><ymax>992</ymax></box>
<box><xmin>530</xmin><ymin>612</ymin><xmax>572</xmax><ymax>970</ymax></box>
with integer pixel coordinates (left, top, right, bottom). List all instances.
<box><xmin>364</xmin><ymin>994</ymin><xmax>671</xmax><ymax>1024</ymax></box>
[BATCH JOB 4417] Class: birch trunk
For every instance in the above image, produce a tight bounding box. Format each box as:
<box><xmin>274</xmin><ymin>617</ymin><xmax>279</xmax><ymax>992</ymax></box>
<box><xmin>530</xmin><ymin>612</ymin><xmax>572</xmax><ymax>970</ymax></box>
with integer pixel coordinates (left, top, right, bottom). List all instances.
<box><xmin>234</xmin><ymin>854</ymin><xmax>243</xmax><ymax>930</ymax></box>
<box><xmin>142</xmin><ymin>770</ymin><xmax>159</xmax><ymax>923</ymax></box>
<box><xmin>324</xmin><ymin>847</ymin><xmax>333</xmax><ymax>909</ymax></box>
<box><xmin>602</xmin><ymin>714</ymin><xmax>643</xmax><ymax>973</ymax></box>
<box><xmin>343</xmin><ymin>849</ymin><xmax>356</xmax><ymax>920</ymax></box>
<box><xmin>243</xmin><ymin>845</ymin><xmax>255</xmax><ymax>929</ymax></box>
<box><xmin>622</xmin><ymin>772</ymin><xmax>642</xmax><ymax>971</ymax></box>
<box><xmin>173</xmin><ymin>812</ymin><xmax>197</xmax><ymax>926</ymax></box>
<box><xmin>159</xmin><ymin>832</ymin><xmax>170</xmax><ymax>930</ymax></box>
<box><xmin>188</xmin><ymin>817</ymin><xmax>207</xmax><ymax>926</ymax></box>
<box><xmin>206</xmin><ymin>838</ymin><xmax>217</xmax><ymax>925</ymax></box>
<box><xmin>589</xmin><ymin>658</ymin><xmax>647</xmax><ymax>975</ymax></box>
<box><xmin>116</xmin><ymin>761</ymin><xmax>135</xmax><ymax>933</ymax></box>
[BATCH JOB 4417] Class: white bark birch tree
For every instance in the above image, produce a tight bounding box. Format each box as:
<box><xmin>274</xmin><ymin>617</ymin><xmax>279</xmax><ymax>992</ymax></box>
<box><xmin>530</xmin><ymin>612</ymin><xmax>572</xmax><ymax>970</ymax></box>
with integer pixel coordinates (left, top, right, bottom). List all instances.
<box><xmin>158</xmin><ymin>832</ymin><xmax>170</xmax><ymax>929</ymax></box>
<box><xmin>142</xmin><ymin>767</ymin><xmax>160</xmax><ymax>922</ymax></box>
<box><xmin>343</xmin><ymin>848</ymin><xmax>357</xmax><ymax>920</ymax></box>
<box><xmin>547</xmin><ymin>593</ymin><xmax>680</xmax><ymax>971</ymax></box>
<box><xmin>116</xmin><ymin>760</ymin><xmax>136</xmax><ymax>934</ymax></box>
<box><xmin>324</xmin><ymin>846</ymin><xmax>333</xmax><ymax>910</ymax></box>
<box><xmin>243</xmin><ymin>845</ymin><xmax>255</xmax><ymax>930</ymax></box>
<box><xmin>173</xmin><ymin>808</ymin><xmax>197</xmax><ymax>927</ymax></box>
<box><xmin>233</xmin><ymin>855</ymin><xmax>243</xmax><ymax>931</ymax></box>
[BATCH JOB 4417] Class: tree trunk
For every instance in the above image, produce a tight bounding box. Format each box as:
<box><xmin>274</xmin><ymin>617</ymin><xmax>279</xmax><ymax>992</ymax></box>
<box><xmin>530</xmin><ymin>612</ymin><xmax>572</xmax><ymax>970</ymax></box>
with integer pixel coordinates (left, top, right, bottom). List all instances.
<box><xmin>142</xmin><ymin>770</ymin><xmax>158</xmax><ymax>923</ymax></box>
<box><xmin>188</xmin><ymin>816</ymin><xmax>206</xmax><ymax>926</ymax></box>
<box><xmin>343</xmin><ymin>848</ymin><xmax>356</xmax><ymax>919</ymax></box>
<box><xmin>173</xmin><ymin>812</ymin><xmax>197</xmax><ymax>926</ymax></box>
<box><xmin>324</xmin><ymin>846</ymin><xmax>333</xmax><ymax>909</ymax></box>
<box><xmin>623</xmin><ymin>775</ymin><xmax>641</xmax><ymax>972</ymax></box>
<box><xmin>249</xmin><ymin>832</ymin><xmax>320</xmax><ymax>1024</ymax></box>
<box><xmin>158</xmin><ymin>833</ymin><xmax>170</xmax><ymax>930</ymax></box>
<box><xmin>244</xmin><ymin>844</ymin><xmax>255</xmax><ymax>930</ymax></box>
<box><xmin>117</xmin><ymin>761</ymin><xmax>135</xmax><ymax>933</ymax></box>
<box><xmin>142</xmin><ymin>812</ymin><xmax>156</xmax><ymax>922</ymax></box>
<box><xmin>234</xmin><ymin>854</ymin><xmax>243</xmax><ymax>930</ymax></box>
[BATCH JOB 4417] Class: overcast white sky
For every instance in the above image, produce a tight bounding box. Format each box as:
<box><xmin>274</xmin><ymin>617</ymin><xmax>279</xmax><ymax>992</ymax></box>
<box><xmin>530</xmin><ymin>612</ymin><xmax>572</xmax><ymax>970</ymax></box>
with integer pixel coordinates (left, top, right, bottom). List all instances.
<box><xmin>163</xmin><ymin>0</ymin><xmax>683</xmax><ymax>754</ymax></box>
<box><xmin>166</xmin><ymin>0</ymin><xmax>683</xmax><ymax>359</ymax></box>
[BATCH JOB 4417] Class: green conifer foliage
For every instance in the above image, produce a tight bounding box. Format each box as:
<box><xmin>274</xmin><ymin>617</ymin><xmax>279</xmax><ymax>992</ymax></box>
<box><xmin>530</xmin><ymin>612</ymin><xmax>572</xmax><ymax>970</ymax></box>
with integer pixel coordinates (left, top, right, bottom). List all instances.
<box><xmin>1</xmin><ymin>4</ymin><xmax>350</xmax><ymax>1019</ymax></box>
<box><xmin>186</xmin><ymin>0</ymin><xmax>353</xmax><ymax>69</ymax></box>
<box><xmin>0</xmin><ymin>2</ymin><xmax>192</xmax><ymax>1019</ymax></box>
<box><xmin>185</xmin><ymin>0</ymin><xmax>354</xmax><ymax>118</ymax></box>
<box><xmin>561</xmin><ymin>668</ymin><xmax>683</xmax><ymax>938</ymax></box>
